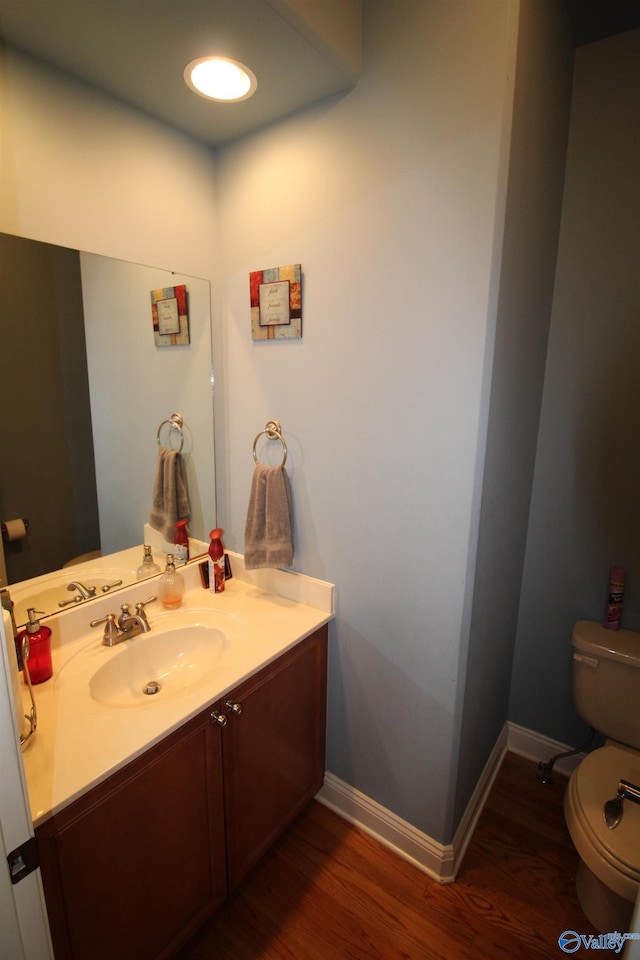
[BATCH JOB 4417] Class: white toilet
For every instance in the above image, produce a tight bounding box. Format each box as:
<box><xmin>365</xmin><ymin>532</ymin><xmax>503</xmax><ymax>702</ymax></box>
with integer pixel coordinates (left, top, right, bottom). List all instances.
<box><xmin>564</xmin><ymin>620</ymin><xmax>640</xmax><ymax>932</ymax></box>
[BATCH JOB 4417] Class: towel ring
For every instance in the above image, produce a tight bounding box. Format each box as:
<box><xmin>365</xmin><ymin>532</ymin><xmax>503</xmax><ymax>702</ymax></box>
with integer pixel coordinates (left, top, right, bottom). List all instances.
<box><xmin>253</xmin><ymin>419</ymin><xmax>287</xmax><ymax>467</ymax></box>
<box><xmin>157</xmin><ymin>413</ymin><xmax>184</xmax><ymax>453</ymax></box>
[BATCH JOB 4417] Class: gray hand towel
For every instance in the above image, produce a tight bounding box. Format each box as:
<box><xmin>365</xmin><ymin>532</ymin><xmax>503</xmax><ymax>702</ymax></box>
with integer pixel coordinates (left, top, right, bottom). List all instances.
<box><xmin>149</xmin><ymin>445</ymin><xmax>191</xmax><ymax>542</ymax></box>
<box><xmin>244</xmin><ymin>464</ymin><xmax>294</xmax><ymax>570</ymax></box>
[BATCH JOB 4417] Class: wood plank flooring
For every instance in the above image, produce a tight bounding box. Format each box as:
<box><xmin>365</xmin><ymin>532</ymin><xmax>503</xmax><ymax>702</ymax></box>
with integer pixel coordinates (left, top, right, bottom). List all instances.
<box><xmin>177</xmin><ymin>753</ymin><xmax>597</xmax><ymax>959</ymax></box>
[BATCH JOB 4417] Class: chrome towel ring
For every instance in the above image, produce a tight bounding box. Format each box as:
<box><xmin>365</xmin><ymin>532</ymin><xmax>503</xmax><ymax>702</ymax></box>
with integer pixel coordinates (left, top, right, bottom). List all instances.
<box><xmin>253</xmin><ymin>419</ymin><xmax>287</xmax><ymax>467</ymax></box>
<box><xmin>157</xmin><ymin>413</ymin><xmax>185</xmax><ymax>453</ymax></box>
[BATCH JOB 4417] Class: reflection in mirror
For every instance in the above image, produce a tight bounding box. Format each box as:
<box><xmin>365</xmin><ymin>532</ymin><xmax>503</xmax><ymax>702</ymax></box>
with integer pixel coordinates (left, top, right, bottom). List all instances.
<box><xmin>0</xmin><ymin>233</ymin><xmax>215</xmax><ymax>625</ymax></box>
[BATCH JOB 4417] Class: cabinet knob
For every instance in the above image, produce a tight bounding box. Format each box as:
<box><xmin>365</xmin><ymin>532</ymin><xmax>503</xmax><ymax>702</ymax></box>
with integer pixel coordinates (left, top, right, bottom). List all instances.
<box><xmin>210</xmin><ymin>710</ymin><xmax>227</xmax><ymax>727</ymax></box>
<box><xmin>225</xmin><ymin>699</ymin><xmax>243</xmax><ymax>716</ymax></box>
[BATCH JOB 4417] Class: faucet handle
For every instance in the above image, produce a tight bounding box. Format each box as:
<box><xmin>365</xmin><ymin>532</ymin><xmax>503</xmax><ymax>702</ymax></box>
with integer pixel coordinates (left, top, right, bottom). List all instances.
<box><xmin>90</xmin><ymin>612</ymin><xmax>116</xmax><ymax>628</ymax></box>
<box><xmin>58</xmin><ymin>595</ymin><xmax>83</xmax><ymax>608</ymax></box>
<box><xmin>101</xmin><ymin>579</ymin><xmax>123</xmax><ymax>593</ymax></box>
<box><xmin>136</xmin><ymin>596</ymin><xmax>157</xmax><ymax>611</ymax></box>
<box><xmin>135</xmin><ymin>595</ymin><xmax>157</xmax><ymax>620</ymax></box>
<box><xmin>89</xmin><ymin>613</ymin><xmax>119</xmax><ymax>645</ymax></box>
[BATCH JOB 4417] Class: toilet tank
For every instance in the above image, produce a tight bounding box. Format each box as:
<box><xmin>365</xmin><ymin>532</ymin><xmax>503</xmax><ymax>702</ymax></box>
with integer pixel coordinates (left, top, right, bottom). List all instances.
<box><xmin>572</xmin><ymin>620</ymin><xmax>640</xmax><ymax>749</ymax></box>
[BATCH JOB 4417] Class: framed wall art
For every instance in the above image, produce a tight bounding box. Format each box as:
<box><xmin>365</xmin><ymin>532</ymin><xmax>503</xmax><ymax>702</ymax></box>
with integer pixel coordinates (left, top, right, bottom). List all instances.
<box><xmin>249</xmin><ymin>264</ymin><xmax>302</xmax><ymax>340</ymax></box>
<box><xmin>150</xmin><ymin>284</ymin><xmax>189</xmax><ymax>346</ymax></box>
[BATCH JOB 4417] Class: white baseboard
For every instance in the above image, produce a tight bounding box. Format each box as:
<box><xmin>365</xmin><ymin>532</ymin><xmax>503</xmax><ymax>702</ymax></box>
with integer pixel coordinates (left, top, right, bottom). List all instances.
<box><xmin>317</xmin><ymin>773</ymin><xmax>456</xmax><ymax>883</ymax></box>
<box><xmin>317</xmin><ymin>721</ymin><xmax>578</xmax><ymax>883</ymax></box>
<box><xmin>506</xmin><ymin>721</ymin><xmax>586</xmax><ymax>777</ymax></box>
<box><xmin>450</xmin><ymin>722</ymin><xmax>509</xmax><ymax>872</ymax></box>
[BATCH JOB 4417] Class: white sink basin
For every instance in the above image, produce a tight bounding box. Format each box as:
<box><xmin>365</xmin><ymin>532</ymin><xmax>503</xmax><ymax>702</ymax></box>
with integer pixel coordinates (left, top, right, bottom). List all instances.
<box><xmin>54</xmin><ymin>607</ymin><xmax>247</xmax><ymax>710</ymax></box>
<box><xmin>88</xmin><ymin>611</ymin><xmax>233</xmax><ymax>707</ymax></box>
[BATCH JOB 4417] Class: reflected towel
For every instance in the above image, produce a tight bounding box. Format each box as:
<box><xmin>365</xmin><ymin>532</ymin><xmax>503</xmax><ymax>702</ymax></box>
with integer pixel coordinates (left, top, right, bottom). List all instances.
<box><xmin>149</xmin><ymin>445</ymin><xmax>190</xmax><ymax>542</ymax></box>
<box><xmin>244</xmin><ymin>464</ymin><xmax>294</xmax><ymax>570</ymax></box>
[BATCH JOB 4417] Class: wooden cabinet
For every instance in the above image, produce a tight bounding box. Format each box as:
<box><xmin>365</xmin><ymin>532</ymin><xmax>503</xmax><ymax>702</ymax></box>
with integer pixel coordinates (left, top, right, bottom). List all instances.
<box><xmin>36</xmin><ymin>710</ymin><xmax>226</xmax><ymax>960</ymax></box>
<box><xmin>36</xmin><ymin>626</ymin><xmax>327</xmax><ymax>959</ymax></box>
<box><xmin>222</xmin><ymin>625</ymin><xmax>327</xmax><ymax>888</ymax></box>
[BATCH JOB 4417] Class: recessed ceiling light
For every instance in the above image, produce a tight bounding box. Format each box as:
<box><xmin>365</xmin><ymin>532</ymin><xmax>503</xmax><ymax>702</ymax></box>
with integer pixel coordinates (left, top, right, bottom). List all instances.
<box><xmin>184</xmin><ymin>57</ymin><xmax>257</xmax><ymax>102</ymax></box>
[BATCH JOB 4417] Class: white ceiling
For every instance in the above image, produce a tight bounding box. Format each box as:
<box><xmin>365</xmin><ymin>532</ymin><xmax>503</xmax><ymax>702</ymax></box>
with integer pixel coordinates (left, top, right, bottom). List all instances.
<box><xmin>0</xmin><ymin>0</ymin><xmax>361</xmax><ymax>147</ymax></box>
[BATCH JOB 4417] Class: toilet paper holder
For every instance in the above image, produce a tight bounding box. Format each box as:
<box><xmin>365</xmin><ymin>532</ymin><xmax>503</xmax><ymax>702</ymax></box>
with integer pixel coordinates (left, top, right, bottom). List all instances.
<box><xmin>2</xmin><ymin>518</ymin><xmax>29</xmax><ymax>542</ymax></box>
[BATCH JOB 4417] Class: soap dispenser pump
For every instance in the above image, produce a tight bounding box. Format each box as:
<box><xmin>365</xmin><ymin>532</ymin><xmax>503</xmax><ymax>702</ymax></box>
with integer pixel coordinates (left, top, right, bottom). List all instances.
<box><xmin>158</xmin><ymin>554</ymin><xmax>184</xmax><ymax>608</ymax></box>
<box><xmin>18</xmin><ymin>608</ymin><xmax>53</xmax><ymax>684</ymax></box>
<box><xmin>137</xmin><ymin>544</ymin><xmax>161</xmax><ymax>580</ymax></box>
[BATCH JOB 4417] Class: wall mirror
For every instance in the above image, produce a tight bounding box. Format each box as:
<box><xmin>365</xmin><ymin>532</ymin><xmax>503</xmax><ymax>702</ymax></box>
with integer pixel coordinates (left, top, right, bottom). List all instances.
<box><xmin>0</xmin><ymin>232</ymin><xmax>216</xmax><ymax>626</ymax></box>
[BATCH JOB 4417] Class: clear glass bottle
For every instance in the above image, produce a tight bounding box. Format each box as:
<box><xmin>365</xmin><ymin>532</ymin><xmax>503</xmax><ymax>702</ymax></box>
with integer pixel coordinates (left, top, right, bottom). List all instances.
<box><xmin>137</xmin><ymin>544</ymin><xmax>161</xmax><ymax>580</ymax></box>
<box><xmin>158</xmin><ymin>554</ymin><xmax>184</xmax><ymax>608</ymax></box>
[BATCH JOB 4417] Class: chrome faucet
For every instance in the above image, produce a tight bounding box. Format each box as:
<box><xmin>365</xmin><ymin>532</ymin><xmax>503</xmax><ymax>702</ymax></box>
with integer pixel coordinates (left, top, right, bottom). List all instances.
<box><xmin>60</xmin><ymin>579</ymin><xmax>124</xmax><ymax>608</ymax></box>
<box><xmin>90</xmin><ymin>596</ymin><xmax>156</xmax><ymax>646</ymax></box>
<box><xmin>67</xmin><ymin>581</ymin><xmax>97</xmax><ymax>600</ymax></box>
<box><xmin>118</xmin><ymin>598</ymin><xmax>154</xmax><ymax>635</ymax></box>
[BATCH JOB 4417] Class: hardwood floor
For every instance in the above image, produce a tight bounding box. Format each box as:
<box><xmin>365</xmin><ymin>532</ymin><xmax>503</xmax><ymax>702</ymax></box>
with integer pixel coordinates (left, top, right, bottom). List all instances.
<box><xmin>177</xmin><ymin>753</ymin><xmax>596</xmax><ymax>959</ymax></box>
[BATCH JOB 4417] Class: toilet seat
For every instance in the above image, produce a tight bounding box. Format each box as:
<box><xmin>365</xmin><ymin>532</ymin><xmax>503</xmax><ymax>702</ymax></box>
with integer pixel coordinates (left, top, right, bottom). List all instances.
<box><xmin>565</xmin><ymin>745</ymin><xmax>640</xmax><ymax>901</ymax></box>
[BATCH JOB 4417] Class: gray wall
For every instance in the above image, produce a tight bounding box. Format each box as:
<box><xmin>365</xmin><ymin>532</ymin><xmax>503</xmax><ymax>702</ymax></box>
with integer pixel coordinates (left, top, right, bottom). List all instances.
<box><xmin>454</xmin><ymin>0</ymin><xmax>574</xmax><ymax>829</ymax></box>
<box><xmin>216</xmin><ymin>0</ymin><xmax>531</xmax><ymax>844</ymax></box>
<box><xmin>509</xmin><ymin>28</ymin><xmax>640</xmax><ymax>746</ymax></box>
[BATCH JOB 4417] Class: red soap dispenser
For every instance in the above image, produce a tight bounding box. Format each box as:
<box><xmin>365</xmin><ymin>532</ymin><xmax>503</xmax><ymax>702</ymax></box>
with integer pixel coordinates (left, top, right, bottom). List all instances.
<box><xmin>19</xmin><ymin>608</ymin><xmax>53</xmax><ymax>684</ymax></box>
<box><xmin>208</xmin><ymin>528</ymin><xmax>225</xmax><ymax>593</ymax></box>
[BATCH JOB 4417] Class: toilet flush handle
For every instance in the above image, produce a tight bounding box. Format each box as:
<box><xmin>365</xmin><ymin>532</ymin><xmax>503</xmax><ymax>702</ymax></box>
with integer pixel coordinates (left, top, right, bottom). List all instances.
<box><xmin>603</xmin><ymin>779</ymin><xmax>640</xmax><ymax>829</ymax></box>
<box><xmin>573</xmin><ymin>652</ymin><xmax>599</xmax><ymax>669</ymax></box>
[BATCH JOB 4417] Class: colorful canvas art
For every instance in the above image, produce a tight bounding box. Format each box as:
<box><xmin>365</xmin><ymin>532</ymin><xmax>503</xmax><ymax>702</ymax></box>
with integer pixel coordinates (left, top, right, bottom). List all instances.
<box><xmin>250</xmin><ymin>264</ymin><xmax>302</xmax><ymax>340</ymax></box>
<box><xmin>151</xmin><ymin>284</ymin><xmax>189</xmax><ymax>346</ymax></box>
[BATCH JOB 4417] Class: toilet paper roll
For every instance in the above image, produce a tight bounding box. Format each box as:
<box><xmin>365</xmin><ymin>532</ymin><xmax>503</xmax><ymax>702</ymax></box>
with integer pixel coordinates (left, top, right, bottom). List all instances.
<box><xmin>2</xmin><ymin>519</ymin><xmax>27</xmax><ymax>542</ymax></box>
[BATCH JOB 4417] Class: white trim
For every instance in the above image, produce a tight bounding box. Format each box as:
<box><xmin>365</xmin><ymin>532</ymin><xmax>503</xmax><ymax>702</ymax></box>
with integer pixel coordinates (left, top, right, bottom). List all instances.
<box><xmin>317</xmin><ymin>773</ymin><xmax>455</xmax><ymax>883</ymax></box>
<box><xmin>450</xmin><ymin>723</ymin><xmax>508</xmax><ymax>872</ymax></box>
<box><xmin>317</xmin><ymin>721</ymin><xmax>580</xmax><ymax>884</ymax></box>
<box><xmin>317</xmin><ymin>723</ymin><xmax>509</xmax><ymax>883</ymax></box>
<box><xmin>507</xmin><ymin>721</ymin><xmax>586</xmax><ymax>777</ymax></box>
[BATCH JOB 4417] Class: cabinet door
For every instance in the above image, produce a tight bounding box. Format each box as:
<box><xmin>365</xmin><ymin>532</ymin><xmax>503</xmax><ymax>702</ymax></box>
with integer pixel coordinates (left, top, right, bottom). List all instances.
<box><xmin>223</xmin><ymin>626</ymin><xmax>328</xmax><ymax>888</ymax></box>
<box><xmin>36</xmin><ymin>710</ymin><xmax>226</xmax><ymax>960</ymax></box>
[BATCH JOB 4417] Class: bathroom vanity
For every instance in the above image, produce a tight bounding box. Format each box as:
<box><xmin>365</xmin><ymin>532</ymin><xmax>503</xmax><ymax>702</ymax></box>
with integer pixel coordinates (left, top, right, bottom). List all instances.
<box><xmin>20</xmin><ymin>556</ymin><xmax>333</xmax><ymax>960</ymax></box>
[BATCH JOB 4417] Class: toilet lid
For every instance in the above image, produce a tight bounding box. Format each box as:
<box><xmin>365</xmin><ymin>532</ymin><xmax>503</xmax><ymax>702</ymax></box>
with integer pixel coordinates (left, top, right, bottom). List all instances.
<box><xmin>572</xmin><ymin>745</ymin><xmax>640</xmax><ymax>879</ymax></box>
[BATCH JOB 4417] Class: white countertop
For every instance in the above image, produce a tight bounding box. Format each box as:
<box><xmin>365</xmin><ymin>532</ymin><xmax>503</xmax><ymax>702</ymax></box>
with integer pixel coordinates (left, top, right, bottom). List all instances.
<box><xmin>19</xmin><ymin>555</ymin><xmax>334</xmax><ymax>827</ymax></box>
